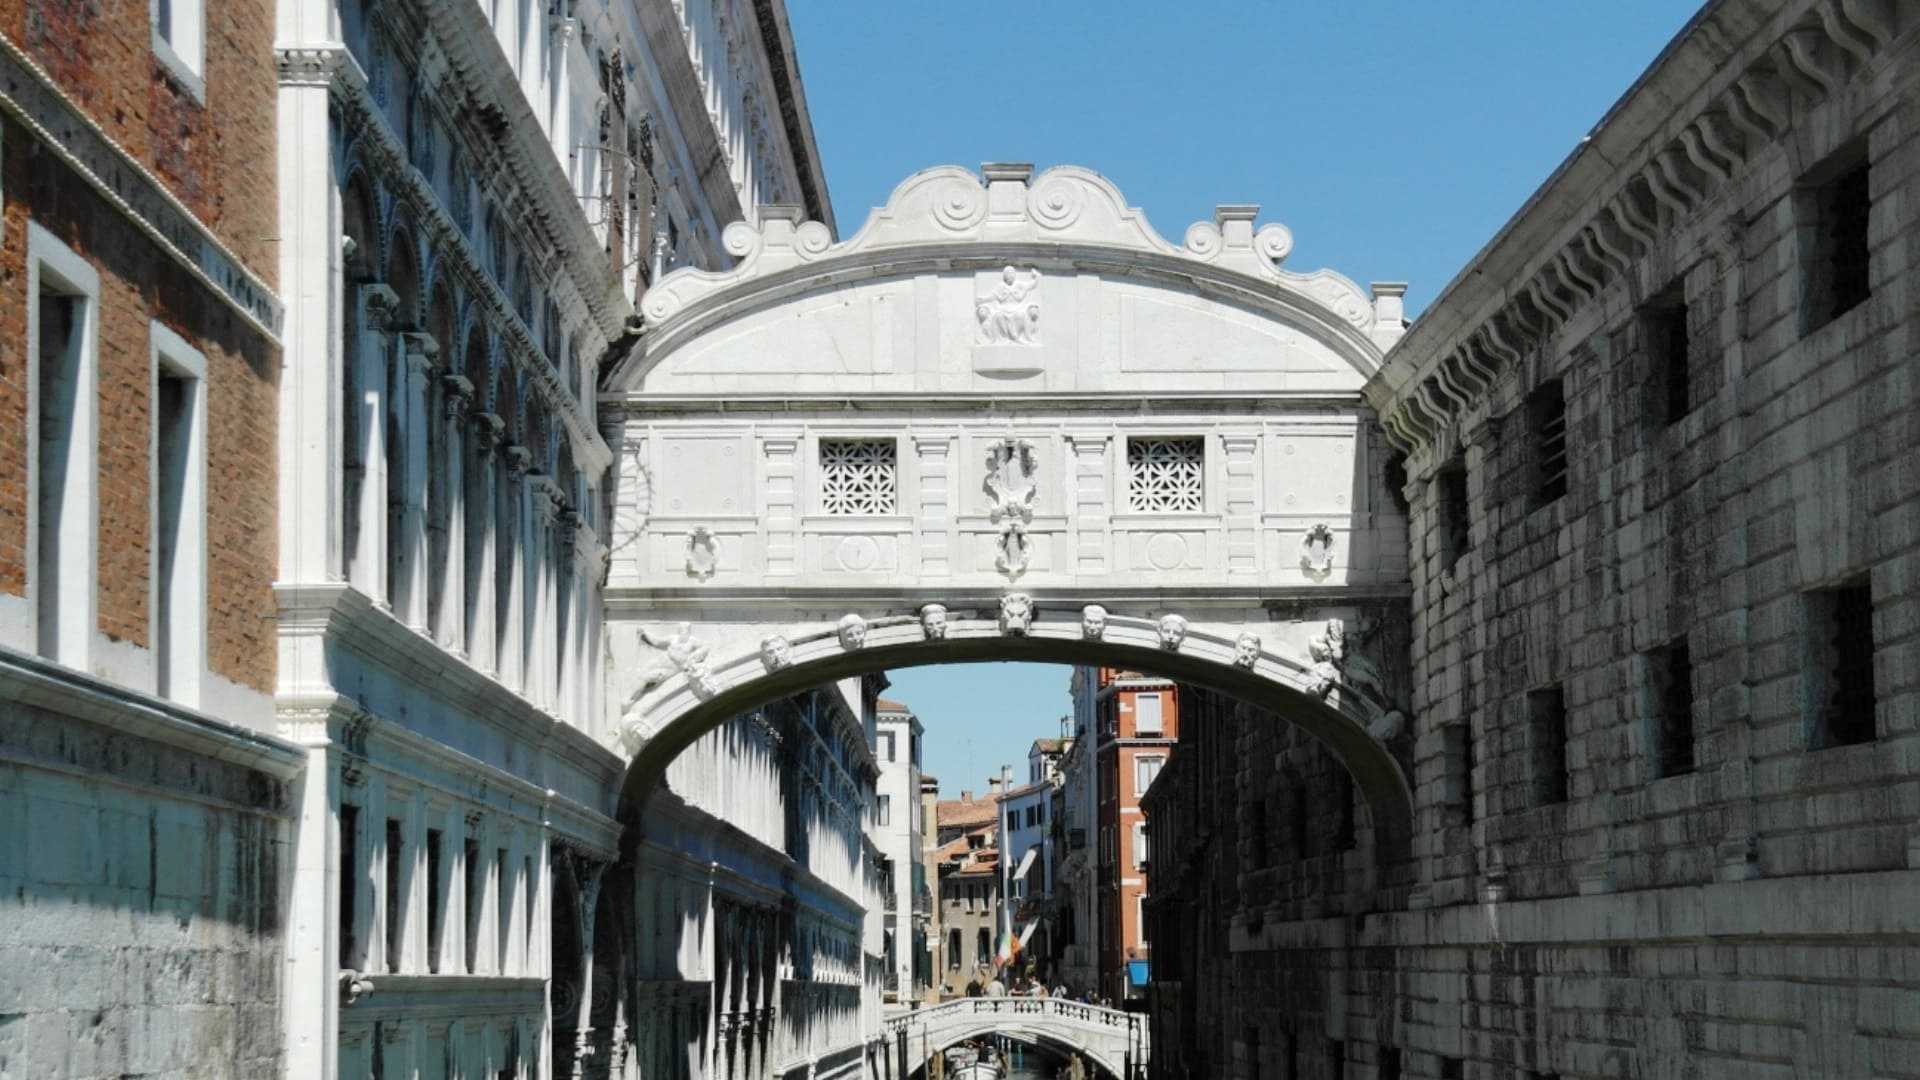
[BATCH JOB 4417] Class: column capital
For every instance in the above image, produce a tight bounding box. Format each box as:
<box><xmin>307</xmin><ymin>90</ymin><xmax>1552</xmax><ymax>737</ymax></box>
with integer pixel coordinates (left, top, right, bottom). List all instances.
<box><xmin>505</xmin><ymin>444</ymin><xmax>534</xmax><ymax>476</ymax></box>
<box><xmin>911</xmin><ymin>433</ymin><xmax>953</xmax><ymax>454</ymax></box>
<box><xmin>402</xmin><ymin>331</ymin><xmax>440</xmax><ymax>377</ymax></box>
<box><xmin>441</xmin><ymin>373</ymin><xmax>476</xmax><ymax>416</ymax></box>
<box><xmin>470</xmin><ymin>410</ymin><xmax>506</xmax><ymax>452</ymax></box>
<box><xmin>1066</xmin><ymin>432</ymin><xmax>1111</xmax><ymax>453</ymax></box>
<box><xmin>359</xmin><ymin>282</ymin><xmax>402</xmax><ymax>331</ymax></box>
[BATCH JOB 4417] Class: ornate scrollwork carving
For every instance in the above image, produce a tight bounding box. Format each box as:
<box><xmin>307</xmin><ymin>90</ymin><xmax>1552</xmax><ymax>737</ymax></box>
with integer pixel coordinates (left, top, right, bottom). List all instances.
<box><xmin>685</xmin><ymin>526</ymin><xmax>718</xmax><ymax>580</ymax></box>
<box><xmin>1299</xmin><ymin>523</ymin><xmax>1336</xmax><ymax>575</ymax></box>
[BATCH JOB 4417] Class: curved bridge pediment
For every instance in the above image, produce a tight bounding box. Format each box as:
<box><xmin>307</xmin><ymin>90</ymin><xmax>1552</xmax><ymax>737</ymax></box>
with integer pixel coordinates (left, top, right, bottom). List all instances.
<box><xmin>610</xmin><ymin>604</ymin><xmax>1412</xmax><ymax>834</ymax></box>
<box><xmin>613</xmin><ymin>164</ymin><xmax>1405</xmax><ymax>397</ymax></box>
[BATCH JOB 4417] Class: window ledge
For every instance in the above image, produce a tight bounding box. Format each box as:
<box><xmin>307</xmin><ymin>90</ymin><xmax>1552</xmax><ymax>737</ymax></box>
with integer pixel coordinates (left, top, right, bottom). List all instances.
<box><xmin>151</xmin><ymin>29</ymin><xmax>206</xmax><ymax>105</ymax></box>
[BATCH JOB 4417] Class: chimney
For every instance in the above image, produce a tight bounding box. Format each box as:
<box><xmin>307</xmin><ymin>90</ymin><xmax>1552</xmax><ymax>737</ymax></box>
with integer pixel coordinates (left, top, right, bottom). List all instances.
<box><xmin>961</xmin><ymin>790</ymin><xmax>973</xmax><ymax>803</ymax></box>
<box><xmin>987</xmin><ymin>777</ymin><xmax>1003</xmax><ymax>796</ymax></box>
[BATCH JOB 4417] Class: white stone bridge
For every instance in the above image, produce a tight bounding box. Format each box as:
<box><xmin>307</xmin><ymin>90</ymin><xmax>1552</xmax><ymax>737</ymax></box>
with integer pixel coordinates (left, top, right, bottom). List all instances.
<box><xmin>883</xmin><ymin>997</ymin><xmax>1149</xmax><ymax>1079</ymax></box>
<box><xmin>601</xmin><ymin>164</ymin><xmax>1419</xmax><ymax>836</ymax></box>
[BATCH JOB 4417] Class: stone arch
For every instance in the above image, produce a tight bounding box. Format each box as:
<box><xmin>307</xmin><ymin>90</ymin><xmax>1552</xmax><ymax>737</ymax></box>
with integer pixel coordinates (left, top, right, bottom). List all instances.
<box><xmin>385</xmin><ymin>222</ymin><xmax>421</xmax><ymax>328</ymax></box>
<box><xmin>613</xmin><ymin>608</ymin><xmax>1412</xmax><ymax>850</ymax></box>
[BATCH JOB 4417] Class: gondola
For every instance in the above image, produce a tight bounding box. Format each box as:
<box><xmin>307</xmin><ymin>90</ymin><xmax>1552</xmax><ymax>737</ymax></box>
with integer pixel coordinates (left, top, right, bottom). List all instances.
<box><xmin>943</xmin><ymin>1043</ymin><xmax>1007</xmax><ymax>1080</ymax></box>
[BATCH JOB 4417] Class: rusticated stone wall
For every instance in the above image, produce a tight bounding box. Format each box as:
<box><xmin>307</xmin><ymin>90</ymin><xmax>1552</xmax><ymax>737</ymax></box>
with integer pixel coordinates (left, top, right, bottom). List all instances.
<box><xmin>1149</xmin><ymin>1</ymin><xmax>1920</xmax><ymax>1076</ymax></box>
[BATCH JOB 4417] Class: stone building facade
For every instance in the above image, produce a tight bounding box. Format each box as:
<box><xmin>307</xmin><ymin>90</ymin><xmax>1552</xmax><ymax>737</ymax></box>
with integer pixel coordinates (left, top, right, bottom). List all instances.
<box><xmin>0</xmin><ymin>0</ymin><xmax>295</xmax><ymax>1074</ymax></box>
<box><xmin>1147</xmin><ymin>0</ymin><xmax>1920</xmax><ymax>1076</ymax></box>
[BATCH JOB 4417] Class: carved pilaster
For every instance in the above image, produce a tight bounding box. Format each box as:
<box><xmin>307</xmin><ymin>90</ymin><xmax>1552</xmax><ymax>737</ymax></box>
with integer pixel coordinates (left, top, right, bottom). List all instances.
<box><xmin>913</xmin><ymin>434</ymin><xmax>953</xmax><ymax>577</ymax></box>
<box><xmin>762</xmin><ymin>434</ymin><xmax>800</xmax><ymax>576</ymax></box>
<box><xmin>1066</xmin><ymin>433</ymin><xmax>1110</xmax><ymax>574</ymax></box>
<box><xmin>1220</xmin><ymin>433</ymin><xmax>1259</xmax><ymax>577</ymax></box>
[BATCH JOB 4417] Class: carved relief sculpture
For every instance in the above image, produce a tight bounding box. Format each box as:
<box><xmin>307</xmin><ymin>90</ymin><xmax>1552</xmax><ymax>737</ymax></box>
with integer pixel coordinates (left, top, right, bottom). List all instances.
<box><xmin>1303</xmin><ymin>619</ymin><xmax>1347</xmax><ymax>699</ymax></box>
<box><xmin>637</xmin><ymin>622</ymin><xmax>719</xmax><ymax>699</ymax></box>
<box><xmin>1299</xmin><ymin>523</ymin><xmax>1336</xmax><ymax>575</ymax></box>
<box><xmin>986</xmin><ymin>437</ymin><xmax>1038</xmax><ymax>579</ymax></box>
<box><xmin>837</xmin><ymin>613</ymin><xmax>868</xmax><ymax>650</ymax></box>
<box><xmin>975</xmin><ymin>266</ymin><xmax>1042</xmax><ymax>345</ymax></box>
<box><xmin>760</xmin><ymin>634</ymin><xmax>792</xmax><ymax>670</ymax></box>
<box><xmin>1080</xmin><ymin>604</ymin><xmax>1108</xmax><ymax>640</ymax></box>
<box><xmin>1157</xmin><ymin>614</ymin><xmax>1189</xmax><ymax>651</ymax></box>
<box><xmin>919</xmin><ymin>604</ymin><xmax>950</xmax><ymax>640</ymax></box>
<box><xmin>686</xmin><ymin>526</ymin><xmax>719</xmax><ymax>579</ymax></box>
<box><xmin>1233</xmin><ymin>632</ymin><xmax>1262</xmax><ymax>669</ymax></box>
<box><xmin>1000</xmin><ymin>593</ymin><xmax>1034</xmax><ymax>636</ymax></box>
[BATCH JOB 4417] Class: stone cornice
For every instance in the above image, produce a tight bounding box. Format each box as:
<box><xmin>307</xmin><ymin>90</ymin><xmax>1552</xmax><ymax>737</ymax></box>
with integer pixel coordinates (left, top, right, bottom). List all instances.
<box><xmin>1367</xmin><ymin>0</ymin><xmax>1907</xmax><ymax>459</ymax></box>
<box><xmin>306</xmin><ymin>41</ymin><xmax>615</xmax><ymax>475</ymax></box>
<box><xmin>748</xmin><ymin>0</ymin><xmax>834</xmax><ymax>231</ymax></box>
<box><xmin>0</xmin><ymin>30</ymin><xmax>283</xmax><ymax>338</ymax></box>
<box><xmin>402</xmin><ymin>0</ymin><xmax>633</xmax><ymax>342</ymax></box>
<box><xmin>272</xmin><ymin>581</ymin><xmax>624</xmax><ymax>850</ymax></box>
<box><xmin>628</xmin><ymin>167</ymin><xmax>1395</xmax><ymax>386</ymax></box>
<box><xmin>0</xmin><ymin>645</ymin><xmax>305</xmax><ymax>783</ymax></box>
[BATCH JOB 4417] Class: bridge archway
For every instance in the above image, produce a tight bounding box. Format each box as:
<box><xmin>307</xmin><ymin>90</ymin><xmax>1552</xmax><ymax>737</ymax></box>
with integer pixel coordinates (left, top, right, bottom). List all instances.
<box><xmin>611</xmin><ymin>606</ymin><xmax>1410</xmax><ymax>835</ymax></box>
<box><xmin>885</xmin><ymin>998</ymin><xmax>1148</xmax><ymax>1080</ymax></box>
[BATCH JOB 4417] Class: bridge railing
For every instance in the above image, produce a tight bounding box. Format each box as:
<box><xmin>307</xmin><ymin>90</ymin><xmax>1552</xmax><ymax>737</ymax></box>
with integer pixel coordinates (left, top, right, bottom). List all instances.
<box><xmin>882</xmin><ymin>995</ymin><xmax>1141</xmax><ymax>1036</ymax></box>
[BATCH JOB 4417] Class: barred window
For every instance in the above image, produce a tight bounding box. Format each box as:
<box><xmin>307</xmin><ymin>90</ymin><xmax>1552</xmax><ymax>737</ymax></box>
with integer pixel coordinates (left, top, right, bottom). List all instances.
<box><xmin>820</xmin><ymin>439</ymin><xmax>897</xmax><ymax>515</ymax></box>
<box><xmin>1127</xmin><ymin>437</ymin><xmax>1204</xmax><ymax>512</ymax></box>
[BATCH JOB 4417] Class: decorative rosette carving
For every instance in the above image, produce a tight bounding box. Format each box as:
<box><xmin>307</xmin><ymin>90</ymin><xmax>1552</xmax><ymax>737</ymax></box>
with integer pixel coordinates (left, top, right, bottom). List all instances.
<box><xmin>931</xmin><ymin>178</ymin><xmax>988</xmax><ymax>233</ymax></box>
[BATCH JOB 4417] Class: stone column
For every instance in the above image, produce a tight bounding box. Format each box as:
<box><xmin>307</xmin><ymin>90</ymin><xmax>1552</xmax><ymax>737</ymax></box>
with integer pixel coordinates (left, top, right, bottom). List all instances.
<box><xmin>399</xmin><ymin>333</ymin><xmax>437</xmax><ymax>628</ymax></box>
<box><xmin>501</xmin><ymin>445</ymin><xmax>533</xmax><ymax>690</ymax></box>
<box><xmin>1066</xmin><ymin>434</ymin><xmax>1111</xmax><ymax>575</ymax></box>
<box><xmin>762</xmin><ymin>434</ymin><xmax>801</xmax><ymax>576</ymax></box>
<box><xmin>913</xmin><ymin>434</ymin><xmax>953</xmax><ymax>578</ymax></box>
<box><xmin>529</xmin><ymin>475</ymin><xmax>563</xmax><ymax>711</ymax></box>
<box><xmin>438</xmin><ymin>374</ymin><xmax>474</xmax><ymax>656</ymax></box>
<box><xmin>466</xmin><ymin>413</ymin><xmax>503</xmax><ymax>676</ymax></box>
<box><xmin>1220</xmin><ymin>433</ymin><xmax>1260</xmax><ymax>577</ymax></box>
<box><xmin>352</xmin><ymin>285</ymin><xmax>399</xmax><ymax>601</ymax></box>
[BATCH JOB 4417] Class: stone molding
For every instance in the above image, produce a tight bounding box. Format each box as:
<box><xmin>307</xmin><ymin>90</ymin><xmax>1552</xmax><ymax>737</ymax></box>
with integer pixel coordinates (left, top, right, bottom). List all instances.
<box><xmin>0</xmin><ymin>30</ymin><xmax>283</xmax><ymax>337</ymax></box>
<box><xmin>627</xmin><ymin>164</ymin><xmax>1400</xmax><ymax>372</ymax></box>
<box><xmin>0</xmin><ymin>646</ymin><xmax>305</xmax><ymax>784</ymax></box>
<box><xmin>1368</xmin><ymin>0</ymin><xmax>1904</xmax><ymax>457</ymax></box>
<box><xmin>312</xmin><ymin>40</ymin><xmax>614</xmax><ymax>475</ymax></box>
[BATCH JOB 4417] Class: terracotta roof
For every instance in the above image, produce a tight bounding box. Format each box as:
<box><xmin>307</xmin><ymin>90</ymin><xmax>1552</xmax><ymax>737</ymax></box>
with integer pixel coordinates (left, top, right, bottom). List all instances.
<box><xmin>936</xmin><ymin>792</ymin><xmax>1002</xmax><ymax>829</ymax></box>
<box><xmin>876</xmin><ymin>698</ymin><xmax>912</xmax><ymax>712</ymax></box>
<box><xmin>1031</xmin><ymin>738</ymin><xmax>1067</xmax><ymax>753</ymax></box>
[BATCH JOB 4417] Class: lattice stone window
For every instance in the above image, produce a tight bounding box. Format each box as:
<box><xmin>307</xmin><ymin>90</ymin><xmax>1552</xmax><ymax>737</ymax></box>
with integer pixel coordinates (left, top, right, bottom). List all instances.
<box><xmin>820</xmin><ymin>438</ymin><xmax>897</xmax><ymax>514</ymax></box>
<box><xmin>1127</xmin><ymin>437</ymin><xmax>1205</xmax><ymax>512</ymax></box>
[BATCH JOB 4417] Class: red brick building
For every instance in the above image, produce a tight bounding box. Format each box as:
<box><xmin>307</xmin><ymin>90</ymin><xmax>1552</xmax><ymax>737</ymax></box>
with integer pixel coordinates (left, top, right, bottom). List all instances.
<box><xmin>1088</xmin><ymin>667</ymin><xmax>1179</xmax><ymax>1002</ymax></box>
<box><xmin>0</xmin><ymin>3</ymin><xmax>292</xmax><ymax>1076</ymax></box>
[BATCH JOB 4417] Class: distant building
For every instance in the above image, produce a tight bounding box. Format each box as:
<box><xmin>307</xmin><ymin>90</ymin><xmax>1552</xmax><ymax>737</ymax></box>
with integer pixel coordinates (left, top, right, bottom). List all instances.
<box><xmin>918</xmin><ymin>772</ymin><xmax>944</xmax><ymax>1003</ymax></box>
<box><xmin>933</xmin><ymin>785</ymin><xmax>1005</xmax><ymax>994</ymax></box>
<box><xmin>1075</xmin><ymin>667</ymin><xmax>1179</xmax><ymax>1001</ymax></box>
<box><xmin>871</xmin><ymin>697</ymin><xmax>924</xmax><ymax>1003</ymax></box>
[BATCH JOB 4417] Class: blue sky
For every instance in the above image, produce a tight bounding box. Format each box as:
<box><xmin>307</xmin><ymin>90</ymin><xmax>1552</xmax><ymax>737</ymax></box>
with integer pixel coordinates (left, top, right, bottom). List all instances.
<box><xmin>783</xmin><ymin>3</ymin><xmax>1698</xmax><ymax>790</ymax></box>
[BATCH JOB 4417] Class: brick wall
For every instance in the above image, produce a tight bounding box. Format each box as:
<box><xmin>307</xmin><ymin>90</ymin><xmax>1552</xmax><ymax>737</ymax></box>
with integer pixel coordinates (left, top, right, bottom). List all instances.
<box><xmin>0</xmin><ymin>119</ymin><xmax>278</xmax><ymax>691</ymax></box>
<box><xmin>3</xmin><ymin>0</ymin><xmax>280</xmax><ymax>280</ymax></box>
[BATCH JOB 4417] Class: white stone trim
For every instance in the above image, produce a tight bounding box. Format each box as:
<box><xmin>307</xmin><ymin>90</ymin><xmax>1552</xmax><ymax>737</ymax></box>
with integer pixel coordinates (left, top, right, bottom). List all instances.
<box><xmin>25</xmin><ymin>222</ymin><xmax>99</xmax><ymax>672</ymax></box>
<box><xmin>149</xmin><ymin>0</ymin><xmax>206</xmax><ymax>101</ymax></box>
<box><xmin>149</xmin><ymin>320</ymin><xmax>208</xmax><ymax>708</ymax></box>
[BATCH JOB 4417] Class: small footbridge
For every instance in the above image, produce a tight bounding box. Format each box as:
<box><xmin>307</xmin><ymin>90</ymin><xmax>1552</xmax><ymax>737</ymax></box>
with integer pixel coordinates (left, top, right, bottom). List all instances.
<box><xmin>883</xmin><ymin>997</ymin><xmax>1149</xmax><ymax>1079</ymax></box>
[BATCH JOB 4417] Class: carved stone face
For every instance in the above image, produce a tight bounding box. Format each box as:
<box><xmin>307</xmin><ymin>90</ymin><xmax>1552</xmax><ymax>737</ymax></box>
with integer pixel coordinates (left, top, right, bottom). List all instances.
<box><xmin>760</xmin><ymin>634</ymin><xmax>792</xmax><ymax>670</ymax></box>
<box><xmin>1157</xmin><ymin>613</ymin><xmax>1188</xmax><ymax>651</ymax></box>
<box><xmin>1081</xmin><ymin>604</ymin><xmax>1108</xmax><ymax>640</ymax></box>
<box><xmin>920</xmin><ymin>604</ymin><xmax>950</xmax><ymax>640</ymax></box>
<box><xmin>837</xmin><ymin>613</ymin><xmax>868</xmax><ymax>650</ymax></box>
<box><xmin>1000</xmin><ymin>593</ymin><xmax>1034</xmax><ymax>636</ymax></box>
<box><xmin>1233</xmin><ymin>632</ymin><xmax>1261</xmax><ymax>668</ymax></box>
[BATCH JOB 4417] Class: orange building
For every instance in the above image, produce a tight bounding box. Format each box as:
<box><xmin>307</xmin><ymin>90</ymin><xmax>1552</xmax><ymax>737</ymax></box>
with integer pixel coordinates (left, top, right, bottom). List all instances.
<box><xmin>1087</xmin><ymin>667</ymin><xmax>1178</xmax><ymax>1001</ymax></box>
